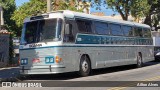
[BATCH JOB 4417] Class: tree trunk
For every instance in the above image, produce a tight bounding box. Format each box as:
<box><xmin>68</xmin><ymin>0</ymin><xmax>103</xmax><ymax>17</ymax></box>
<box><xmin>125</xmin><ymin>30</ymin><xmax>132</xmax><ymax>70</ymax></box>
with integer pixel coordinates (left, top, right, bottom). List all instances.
<box><xmin>116</xmin><ymin>5</ymin><xmax>128</xmax><ymax>21</ymax></box>
<box><xmin>47</xmin><ymin>0</ymin><xmax>51</xmax><ymax>12</ymax></box>
<box><xmin>144</xmin><ymin>14</ymin><xmax>152</xmax><ymax>27</ymax></box>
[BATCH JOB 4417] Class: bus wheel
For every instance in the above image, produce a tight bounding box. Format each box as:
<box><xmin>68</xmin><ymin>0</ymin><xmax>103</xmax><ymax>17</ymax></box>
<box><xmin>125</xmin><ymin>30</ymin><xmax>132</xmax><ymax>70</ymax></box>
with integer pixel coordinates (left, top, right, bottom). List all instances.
<box><xmin>137</xmin><ymin>54</ymin><xmax>143</xmax><ymax>68</ymax></box>
<box><xmin>79</xmin><ymin>55</ymin><xmax>91</xmax><ymax>77</ymax></box>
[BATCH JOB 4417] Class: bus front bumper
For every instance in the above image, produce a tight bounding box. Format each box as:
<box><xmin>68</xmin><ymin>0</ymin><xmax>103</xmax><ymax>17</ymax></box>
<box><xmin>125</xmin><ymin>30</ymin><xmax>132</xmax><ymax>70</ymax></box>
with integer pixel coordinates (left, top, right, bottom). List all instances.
<box><xmin>20</xmin><ymin>65</ymin><xmax>66</xmax><ymax>75</ymax></box>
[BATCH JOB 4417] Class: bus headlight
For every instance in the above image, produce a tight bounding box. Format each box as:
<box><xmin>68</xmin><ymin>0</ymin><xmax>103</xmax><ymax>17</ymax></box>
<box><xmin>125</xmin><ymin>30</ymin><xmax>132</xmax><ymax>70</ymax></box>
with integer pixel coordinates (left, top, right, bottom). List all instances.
<box><xmin>45</xmin><ymin>57</ymin><xmax>54</xmax><ymax>64</ymax></box>
<box><xmin>21</xmin><ymin>58</ymin><xmax>28</xmax><ymax>65</ymax></box>
<box><xmin>45</xmin><ymin>56</ymin><xmax>62</xmax><ymax>64</ymax></box>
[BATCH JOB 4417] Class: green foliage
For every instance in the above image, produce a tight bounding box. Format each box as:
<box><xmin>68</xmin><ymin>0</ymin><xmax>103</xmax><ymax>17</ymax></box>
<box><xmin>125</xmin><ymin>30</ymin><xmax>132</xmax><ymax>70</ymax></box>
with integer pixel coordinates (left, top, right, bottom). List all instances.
<box><xmin>0</xmin><ymin>0</ymin><xmax>17</xmax><ymax>35</ymax></box>
<box><xmin>143</xmin><ymin>0</ymin><xmax>159</xmax><ymax>30</ymax></box>
<box><xmin>12</xmin><ymin>0</ymin><xmax>84</xmax><ymax>36</ymax></box>
<box><xmin>152</xmin><ymin>14</ymin><xmax>160</xmax><ymax>27</ymax></box>
<box><xmin>131</xmin><ymin>0</ymin><xmax>150</xmax><ymax>19</ymax></box>
<box><xmin>150</xmin><ymin>0</ymin><xmax>160</xmax><ymax>30</ymax></box>
<box><xmin>106</xmin><ymin>0</ymin><xmax>157</xmax><ymax>21</ymax></box>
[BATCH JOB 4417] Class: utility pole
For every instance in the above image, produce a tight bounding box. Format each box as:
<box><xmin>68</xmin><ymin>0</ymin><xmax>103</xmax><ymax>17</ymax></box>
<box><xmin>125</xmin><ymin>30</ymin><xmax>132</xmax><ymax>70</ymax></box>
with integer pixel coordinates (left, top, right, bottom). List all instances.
<box><xmin>0</xmin><ymin>6</ymin><xmax>4</xmax><ymax>31</ymax></box>
<box><xmin>0</xmin><ymin>6</ymin><xmax>1</xmax><ymax>31</ymax></box>
<box><xmin>47</xmin><ymin>0</ymin><xmax>51</xmax><ymax>12</ymax></box>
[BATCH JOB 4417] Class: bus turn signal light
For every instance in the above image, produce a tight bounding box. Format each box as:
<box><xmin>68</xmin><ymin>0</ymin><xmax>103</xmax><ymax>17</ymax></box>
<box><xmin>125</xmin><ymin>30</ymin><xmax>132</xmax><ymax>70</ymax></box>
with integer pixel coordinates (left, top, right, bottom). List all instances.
<box><xmin>55</xmin><ymin>56</ymin><xmax>62</xmax><ymax>63</ymax></box>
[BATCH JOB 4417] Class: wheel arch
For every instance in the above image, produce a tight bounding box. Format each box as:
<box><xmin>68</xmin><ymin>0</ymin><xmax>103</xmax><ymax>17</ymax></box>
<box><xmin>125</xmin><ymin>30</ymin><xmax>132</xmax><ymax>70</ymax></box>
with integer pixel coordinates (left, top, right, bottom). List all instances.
<box><xmin>137</xmin><ymin>52</ymin><xmax>143</xmax><ymax>68</ymax></box>
<box><xmin>78</xmin><ymin>54</ymin><xmax>92</xmax><ymax>70</ymax></box>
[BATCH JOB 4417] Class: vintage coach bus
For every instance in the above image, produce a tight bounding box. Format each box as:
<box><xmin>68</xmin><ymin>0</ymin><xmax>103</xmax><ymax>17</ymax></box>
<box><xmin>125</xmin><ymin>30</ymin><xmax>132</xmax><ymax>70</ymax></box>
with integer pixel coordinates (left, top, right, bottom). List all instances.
<box><xmin>19</xmin><ymin>10</ymin><xmax>154</xmax><ymax>76</ymax></box>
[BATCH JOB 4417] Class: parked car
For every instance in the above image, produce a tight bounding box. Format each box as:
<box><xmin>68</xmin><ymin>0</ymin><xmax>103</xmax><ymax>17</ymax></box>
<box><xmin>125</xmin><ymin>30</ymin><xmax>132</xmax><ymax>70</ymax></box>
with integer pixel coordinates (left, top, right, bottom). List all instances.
<box><xmin>154</xmin><ymin>47</ymin><xmax>160</xmax><ymax>61</ymax></box>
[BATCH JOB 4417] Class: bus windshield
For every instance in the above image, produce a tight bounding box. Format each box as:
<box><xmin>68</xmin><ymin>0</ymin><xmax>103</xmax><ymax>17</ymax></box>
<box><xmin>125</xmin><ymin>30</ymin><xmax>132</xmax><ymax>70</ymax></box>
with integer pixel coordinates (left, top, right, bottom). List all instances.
<box><xmin>21</xmin><ymin>18</ymin><xmax>63</xmax><ymax>44</ymax></box>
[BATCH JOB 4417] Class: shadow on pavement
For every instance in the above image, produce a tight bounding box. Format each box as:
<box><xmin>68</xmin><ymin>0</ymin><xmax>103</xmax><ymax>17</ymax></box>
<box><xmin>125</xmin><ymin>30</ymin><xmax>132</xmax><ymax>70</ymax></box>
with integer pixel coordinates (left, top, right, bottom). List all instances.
<box><xmin>17</xmin><ymin>61</ymin><xmax>160</xmax><ymax>81</ymax></box>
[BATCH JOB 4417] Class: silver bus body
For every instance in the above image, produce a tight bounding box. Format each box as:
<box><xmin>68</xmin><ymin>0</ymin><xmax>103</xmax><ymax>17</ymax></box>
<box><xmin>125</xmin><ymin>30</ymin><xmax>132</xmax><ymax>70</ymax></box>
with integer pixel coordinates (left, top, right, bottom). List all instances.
<box><xmin>19</xmin><ymin>10</ymin><xmax>154</xmax><ymax>75</ymax></box>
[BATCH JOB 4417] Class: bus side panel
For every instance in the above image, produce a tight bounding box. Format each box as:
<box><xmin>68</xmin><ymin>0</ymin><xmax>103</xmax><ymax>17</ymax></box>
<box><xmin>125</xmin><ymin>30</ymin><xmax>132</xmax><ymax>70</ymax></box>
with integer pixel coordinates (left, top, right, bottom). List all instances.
<box><xmin>83</xmin><ymin>46</ymin><xmax>154</xmax><ymax>69</ymax></box>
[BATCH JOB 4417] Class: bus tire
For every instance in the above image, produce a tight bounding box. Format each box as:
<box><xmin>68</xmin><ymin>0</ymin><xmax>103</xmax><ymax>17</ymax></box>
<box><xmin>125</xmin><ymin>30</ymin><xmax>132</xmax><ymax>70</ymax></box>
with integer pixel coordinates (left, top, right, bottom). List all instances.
<box><xmin>79</xmin><ymin>55</ymin><xmax>91</xmax><ymax>77</ymax></box>
<box><xmin>137</xmin><ymin>54</ymin><xmax>143</xmax><ymax>68</ymax></box>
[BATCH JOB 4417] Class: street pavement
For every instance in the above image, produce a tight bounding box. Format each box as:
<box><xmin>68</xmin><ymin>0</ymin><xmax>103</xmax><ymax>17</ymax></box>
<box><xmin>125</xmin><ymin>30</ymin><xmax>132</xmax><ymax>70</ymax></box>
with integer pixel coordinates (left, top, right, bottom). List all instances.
<box><xmin>0</xmin><ymin>67</ymin><xmax>20</xmax><ymax>81</ymax></box>
<box><xmin>0</xmin><ymin>61</ymin><xmax>160</xmax><ymax>90</ymax></box>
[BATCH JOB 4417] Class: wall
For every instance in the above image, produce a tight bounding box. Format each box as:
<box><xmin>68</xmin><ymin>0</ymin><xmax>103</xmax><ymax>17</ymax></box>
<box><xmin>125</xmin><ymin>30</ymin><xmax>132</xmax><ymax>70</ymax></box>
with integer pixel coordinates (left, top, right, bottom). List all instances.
<box><xmin>0</xmin><ymin>33</ymin><xmax>9</xmax><ymax>67</ymax></box>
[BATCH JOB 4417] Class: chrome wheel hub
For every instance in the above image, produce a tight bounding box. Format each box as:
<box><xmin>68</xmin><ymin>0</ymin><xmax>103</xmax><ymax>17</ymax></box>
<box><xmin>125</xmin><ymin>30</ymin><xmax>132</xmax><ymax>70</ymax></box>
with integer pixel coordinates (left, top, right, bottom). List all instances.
<box><xmin>138</xmin><ymin>56</ymin><xmax>141</xmax><ymax>65</ymax></box>
<box><xmin>82</xmin><ymin>60</ymin><xmax>88</xmax><ymax>72</ymax></box>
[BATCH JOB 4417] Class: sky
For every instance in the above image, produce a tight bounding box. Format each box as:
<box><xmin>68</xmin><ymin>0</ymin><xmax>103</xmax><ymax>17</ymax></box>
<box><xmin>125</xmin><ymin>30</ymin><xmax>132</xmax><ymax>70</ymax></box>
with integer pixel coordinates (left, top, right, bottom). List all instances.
<box><xmin>15</xmin><ymin>0</ymin><xmax>117</xmax><ymax>16</ymax></box>
<box><xmin>15</xmin><ymin>0</ymin><xmax>29</xmax><ymax>7</ymax></box>
<box><xmin>90</xmin><ymin>6</ymin><xmax>117</xmax><ymax>16</ymax></box>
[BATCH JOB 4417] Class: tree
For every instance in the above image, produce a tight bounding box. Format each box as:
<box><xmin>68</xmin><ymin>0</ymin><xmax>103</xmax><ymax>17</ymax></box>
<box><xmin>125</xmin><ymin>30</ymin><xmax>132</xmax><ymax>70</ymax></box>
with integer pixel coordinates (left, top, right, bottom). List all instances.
<box><xmin>106</xmin><ymin>0</ymin><xmax>131</xmax><ymax>20</ymax></box>
<box><xmin>52</xmin><ymin>0</ymin><xmax>83</xmax><ymax>12</ymax></box>
<box><xmin>0</xmin><ymin>0</ymin><xmax>17</xmax><ymax>64</ymax></box>
<box><xmin>106</xmin><ymin>0</ymin><xmax>157</xmax><ymax>21</ymax></box>
<box><xmin>11</xmin><ymin>0</ymin><xmax>47</xmax><ymax>36</ymax></box>
<box><xmin>144</xmin><ymin>0</ymin><xmax>160</xmax><ymax>30</ymax></box>
<box><xmin>0</xmin><ymin>0</ymin><xmax>16</xmax><ymax>35</ymax></box>
<box><xmin>131</xmin><ymin>0</ymin><xmax>150</xmax><ymax>22</ymax></box>
<box><xmin>12</xmin><ymin>0</ymin><xmax>84</xmax><ymax>36</ymax></box>
<box><xmin>151</xmin><ymin>13</ymin><xmax>160</xmax><ymax>30</ymax></box>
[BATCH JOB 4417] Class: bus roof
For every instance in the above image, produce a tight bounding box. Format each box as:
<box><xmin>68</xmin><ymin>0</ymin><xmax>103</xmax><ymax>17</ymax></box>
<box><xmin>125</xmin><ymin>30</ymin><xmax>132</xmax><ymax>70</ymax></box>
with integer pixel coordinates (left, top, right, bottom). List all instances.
<box><xmin>62</xmin><ymin>10</ymin><xmax>150</xmax><ymax>28</ymax></box>
<box><xmin>26</xmin><ymin>10</ymin><xmax>150</xmax><ymax>29</ymax></box>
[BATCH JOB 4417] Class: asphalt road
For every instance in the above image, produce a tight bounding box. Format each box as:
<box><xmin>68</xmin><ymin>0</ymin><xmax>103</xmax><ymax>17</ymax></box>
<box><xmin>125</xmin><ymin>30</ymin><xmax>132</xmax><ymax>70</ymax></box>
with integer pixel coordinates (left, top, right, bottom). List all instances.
<box><xmin>0</xmin><ymin>61</ymin><xmax>160</xmax><ymax>90</ymax></box>
<box><xmin>0</xmin><ymin>67</ymin><xmax>19</xmax><ymax>80</ymax></box>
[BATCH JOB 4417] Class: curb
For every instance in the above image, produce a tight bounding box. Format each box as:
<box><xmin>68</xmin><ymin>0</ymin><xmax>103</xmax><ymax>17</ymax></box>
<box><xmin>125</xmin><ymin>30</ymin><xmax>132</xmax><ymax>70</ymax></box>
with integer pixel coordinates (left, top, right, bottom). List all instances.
<box><xmin>0</xmin><ymin>67</ymin><xmax>19</xmax><ymax>71</ymax></box>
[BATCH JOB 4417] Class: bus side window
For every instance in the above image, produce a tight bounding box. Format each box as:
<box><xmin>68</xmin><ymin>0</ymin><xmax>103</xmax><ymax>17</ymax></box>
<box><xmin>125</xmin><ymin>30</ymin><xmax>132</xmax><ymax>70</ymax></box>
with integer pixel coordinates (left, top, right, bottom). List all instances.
<box><xmin>94</xmin><ymin>21</ymin><xmax>109</xmax><ymax>35</ymax></box>
<box><xmin>109</xmin><ymin>23</ymin><xmax>123</xmax><ymax>36</ymax></box>
<box><xmin>122</xmin><ymin>25</ymin><xmax>133</xmax><ymax>37</ymax></box>
<box><xmin>64</xmin><ymin>24</ymin><xmax>74</xmax><ymax>42</ymax></box>
<box><xmin>134</xmin><ymin>27</ymin><xmax>143</xmax><ymax>37</ymax></box>
<box><xmin>143</xmin><ymin>28</ymin><xmax>151</xmax><ymax>38</ymax></box>
<box><xmin>76</xmin><ymin>20</ymin><xmax>92</xmax><ymax>33</ymax></box>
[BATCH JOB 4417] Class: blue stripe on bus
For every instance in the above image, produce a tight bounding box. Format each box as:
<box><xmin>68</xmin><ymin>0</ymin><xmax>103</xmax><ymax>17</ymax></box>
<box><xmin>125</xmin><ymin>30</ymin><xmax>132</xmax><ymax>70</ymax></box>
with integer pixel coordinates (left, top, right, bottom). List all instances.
<box><xmin>75</xmin><ymin>33</ymin><xmax>152</xmax><ymax>45</ymax></box>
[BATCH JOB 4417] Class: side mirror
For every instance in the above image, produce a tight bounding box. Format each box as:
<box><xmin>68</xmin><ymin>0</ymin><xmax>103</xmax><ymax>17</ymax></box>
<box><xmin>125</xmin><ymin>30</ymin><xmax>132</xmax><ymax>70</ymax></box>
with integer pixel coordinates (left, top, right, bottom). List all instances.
<box><xmin>65</xmin><ymin>24</ymin><xmax>70</xmax><ymax>35</ymax></box>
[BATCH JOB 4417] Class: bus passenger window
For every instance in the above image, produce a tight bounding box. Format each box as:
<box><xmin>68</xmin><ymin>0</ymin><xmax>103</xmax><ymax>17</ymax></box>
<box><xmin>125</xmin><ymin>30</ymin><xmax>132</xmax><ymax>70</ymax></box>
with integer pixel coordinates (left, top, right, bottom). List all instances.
<box><xmin>64</xmin><ymin>24</ymin><xmax>74</xmax><ymax>42</ymax></box>
<box><xmin>134</xmin><ymin>27</ymin><xmax>143</xmax><ymax>37</ymax></box>
<box><xmin>122</xmin><ymin>25</ymin><xmax>133</xmax><ymax>37</ymax></box>
<box><xmin>76</xmin><ymin>20</ymin><xmax>92</xmax><ymax>33</ymax></box>
<box><xmin>109</xmin><ymin>24</ymin><xmax>123</xmax><ymax>36</ymax></box>
<box><xmin>143</xmin><ymin>28</ymin><xmax>151</xmax><ymax>38</ymax></box>
<box><xmin>94</xmin><ymin>21</ymin><xmax>109</xmax><ymax>35</ymax></box>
